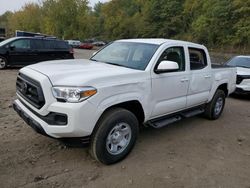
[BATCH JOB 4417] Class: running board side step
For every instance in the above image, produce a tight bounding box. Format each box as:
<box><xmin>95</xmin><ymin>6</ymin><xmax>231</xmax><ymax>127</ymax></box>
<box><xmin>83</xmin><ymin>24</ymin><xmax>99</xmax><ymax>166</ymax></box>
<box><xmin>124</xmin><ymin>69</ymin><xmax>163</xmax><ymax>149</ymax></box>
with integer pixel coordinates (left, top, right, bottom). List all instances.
<box><xmin>149</xmin><ymin>115</ymin><xmax>182</xmax><ymax>129</ymax></box>
<box><xmin>181</xmin><ymin>108</ymin><xmax>205</xmax><ymax>118</ymax></box>
<box><xmin>148</xmin><ymin>107</ymin><xmax>205</xmax><ymax>129</ymax></box>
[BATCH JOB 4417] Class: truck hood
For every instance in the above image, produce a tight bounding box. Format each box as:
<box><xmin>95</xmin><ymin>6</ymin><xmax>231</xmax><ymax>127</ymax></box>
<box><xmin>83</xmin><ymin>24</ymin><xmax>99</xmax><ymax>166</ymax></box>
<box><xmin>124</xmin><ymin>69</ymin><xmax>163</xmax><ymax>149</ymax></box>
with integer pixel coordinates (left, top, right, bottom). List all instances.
<box><xmin>236</xmin><ymin>67</ymin><xmax>250</xmax><ymax>76</ymax></box>
<box><xmin>26</xmin><ymin>59</ymin><xmax>146</xmax><ymax>86</ymax></box>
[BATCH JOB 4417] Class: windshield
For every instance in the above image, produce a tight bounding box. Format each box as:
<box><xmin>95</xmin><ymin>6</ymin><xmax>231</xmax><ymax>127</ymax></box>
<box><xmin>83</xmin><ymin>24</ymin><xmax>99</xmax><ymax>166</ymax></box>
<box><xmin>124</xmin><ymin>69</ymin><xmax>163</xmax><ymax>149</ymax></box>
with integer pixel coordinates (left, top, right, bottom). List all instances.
<box><xmin>0</xmin><ymin>38</ymin><xmax>15</xmax><ymax>47</ymax></box>
<box><xmin>90</xmin><ymin>42</ymin><xmax>159</xmax><ymax>70</ymax></box>
<box><xmin>226</xmin><ymin>56</ymin><xmax>250</xmax><ymax>68</ymax></box>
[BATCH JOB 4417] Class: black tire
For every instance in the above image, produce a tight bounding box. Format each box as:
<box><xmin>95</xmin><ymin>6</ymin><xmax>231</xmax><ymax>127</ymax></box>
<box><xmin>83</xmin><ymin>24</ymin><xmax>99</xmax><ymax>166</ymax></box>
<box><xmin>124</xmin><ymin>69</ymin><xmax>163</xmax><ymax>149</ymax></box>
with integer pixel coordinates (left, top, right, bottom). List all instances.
<box><xmin>90</xmin><ymin>108</ymin><xmax>139</xmax><ymax>165</ymax></box>
<box><xmin>204</xmin><ymin>89</ymin><xmax>226</xmax><ymax>120</ymax></box>
<box><xmin>0</xmin><ymin>56</ymin><xmax>7</xmax><ymax>69</ymax></box>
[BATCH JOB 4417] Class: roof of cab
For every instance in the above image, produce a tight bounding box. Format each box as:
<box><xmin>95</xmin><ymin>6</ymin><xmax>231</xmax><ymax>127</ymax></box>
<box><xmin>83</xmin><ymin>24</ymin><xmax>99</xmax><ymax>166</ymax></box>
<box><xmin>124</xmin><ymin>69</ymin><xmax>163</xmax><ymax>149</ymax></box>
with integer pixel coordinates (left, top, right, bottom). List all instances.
<box><xmin>117</xmin><ymin>38</ymin><xmax>204</xmax><ymax>47</ymax></box>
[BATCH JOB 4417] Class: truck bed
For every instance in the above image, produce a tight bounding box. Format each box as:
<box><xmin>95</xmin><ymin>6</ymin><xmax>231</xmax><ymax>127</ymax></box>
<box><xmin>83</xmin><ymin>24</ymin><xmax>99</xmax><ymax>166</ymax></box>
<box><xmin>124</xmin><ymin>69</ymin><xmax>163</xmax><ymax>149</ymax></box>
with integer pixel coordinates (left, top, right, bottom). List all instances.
<box><xmin>211</xmin><ymin>64</ymin><xmax>230</xmax><ymax>68</ymax></box>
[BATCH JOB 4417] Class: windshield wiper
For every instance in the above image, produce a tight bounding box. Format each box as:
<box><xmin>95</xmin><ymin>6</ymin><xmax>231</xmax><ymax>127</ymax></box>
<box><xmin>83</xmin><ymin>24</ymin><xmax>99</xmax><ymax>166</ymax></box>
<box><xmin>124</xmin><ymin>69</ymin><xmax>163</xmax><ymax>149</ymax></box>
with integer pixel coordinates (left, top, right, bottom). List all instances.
<box><xmin>106</xmin><ymin>62</ymin><xmax>124</xmax><ymax>67</ymax></box>
<box><xmin>90</xmin><ymin>58</ymin><xmax>98</xmax><ymax>62</ymax></box>
<box><xmin>106</xmin><ymin>62</ymin><xmax>131</xmax><ymax>69</ymax></box>
<box><xmin>90</xmin><ymin>59</ymin><xmax>129</xmax><ymax>68</ymax></box>
<box><xmin>238</xmin><ymin>65</ymin><xmax>250</xmax><ymax>69</ymax></box>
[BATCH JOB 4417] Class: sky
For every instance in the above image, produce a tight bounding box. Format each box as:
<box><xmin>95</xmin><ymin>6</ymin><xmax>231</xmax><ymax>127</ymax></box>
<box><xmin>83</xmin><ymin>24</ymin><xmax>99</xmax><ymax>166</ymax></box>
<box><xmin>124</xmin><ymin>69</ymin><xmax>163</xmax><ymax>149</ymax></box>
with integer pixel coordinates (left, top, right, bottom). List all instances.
<box><xmin>0</xmin><ymin>0</ymin><xmax>109</xmax><ymax>15</ymax></box>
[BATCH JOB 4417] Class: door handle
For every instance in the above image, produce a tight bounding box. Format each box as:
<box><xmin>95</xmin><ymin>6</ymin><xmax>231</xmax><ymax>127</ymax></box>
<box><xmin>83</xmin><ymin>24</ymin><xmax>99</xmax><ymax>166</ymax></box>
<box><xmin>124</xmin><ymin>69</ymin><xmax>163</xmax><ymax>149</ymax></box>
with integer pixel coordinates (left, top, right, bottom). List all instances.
<box><xmin>204</xmin><ymin>75</ymin><xmax>211</xmax><ymax>78</ymax></box>
<box><xmin>181</xmin><ymin>78</ymin><xmax>189</xmax><ymax>82</ymax></box>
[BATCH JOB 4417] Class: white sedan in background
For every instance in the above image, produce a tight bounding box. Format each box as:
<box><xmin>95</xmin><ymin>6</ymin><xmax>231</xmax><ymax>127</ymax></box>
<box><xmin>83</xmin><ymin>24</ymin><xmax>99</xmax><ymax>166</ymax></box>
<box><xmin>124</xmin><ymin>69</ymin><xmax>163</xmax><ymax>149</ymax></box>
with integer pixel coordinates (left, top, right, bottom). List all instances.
<box><xmin>226</xmin><ymin>56</ymin><xmax>250</xmax><ymax>94</ymax></box>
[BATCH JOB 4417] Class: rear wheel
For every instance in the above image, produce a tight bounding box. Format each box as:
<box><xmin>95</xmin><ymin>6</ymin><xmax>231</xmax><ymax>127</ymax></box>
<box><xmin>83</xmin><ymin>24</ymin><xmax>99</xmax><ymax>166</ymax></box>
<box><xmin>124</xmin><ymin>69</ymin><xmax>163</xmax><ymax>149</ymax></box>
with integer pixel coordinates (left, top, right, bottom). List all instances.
<box><xmin>204</xmin><ymin>89</ymin><xmax>226</xmax><ymax>120</ymax></box>
<box><xmin>90</xmin><ymin>108</ymin><xmax>139</xmax><ymax>164</ymax></box>
<box><xmin>0</xmin><ymin>56</ymin><xmax>7</xmax><ymax>69</ymax></box>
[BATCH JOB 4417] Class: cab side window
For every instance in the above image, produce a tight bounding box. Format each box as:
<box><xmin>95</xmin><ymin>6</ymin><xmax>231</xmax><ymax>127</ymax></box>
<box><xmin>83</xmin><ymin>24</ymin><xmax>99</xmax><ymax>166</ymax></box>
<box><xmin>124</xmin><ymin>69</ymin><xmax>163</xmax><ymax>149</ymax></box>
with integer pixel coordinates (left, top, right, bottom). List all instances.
<box><xmin>55</xmin><ymin>41</ymin><xmax>68</xmax><ymax>49</ymax></box>
<box><xmin>11</xmin><ymin>39</ymin><xmax>31</xmax><ymax>49</ymax></box>
<box><xmin>31</xmin><ymin>39</ymin><xmax>44</xmax><ymax>49</ymax></box>
<box><xmin>157</xmin><ymin>47</ymin><xmax>185</xmax><ymax>71</ymax></box>
<box><xmin>189</xmin><ymin>48</ymin><xmax>207</xmax><ymax>70</ymax></box>
<box><xmin>44</xmin><ymin>40</ymin><xmax>55</xmax><ymax>49</ymax></box>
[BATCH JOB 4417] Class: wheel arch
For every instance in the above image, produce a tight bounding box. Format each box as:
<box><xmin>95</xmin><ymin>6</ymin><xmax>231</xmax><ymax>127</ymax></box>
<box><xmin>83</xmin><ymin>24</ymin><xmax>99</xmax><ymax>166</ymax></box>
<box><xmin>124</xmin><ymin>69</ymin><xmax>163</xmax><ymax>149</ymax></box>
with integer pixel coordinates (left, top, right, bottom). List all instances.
<box><xmin>110</xmin><ymin>100</ymin><xmax>145</xmax><ymax>124</ymax></box>
<box><xmin>92</xmin><ymin>100</ymin><xmax>145</xmax><ymax>136</ymax></box>
<box><xmin>217</xmin><ymin>83</ymin><xmax>228</xmax><ymax>96</ymax></box>
<box><xmin>0</xmin><ymin>55</ymin><xmax>9</xmax><ymax>69</ymax></box>
<box><xmin>208</xmin><ymin>82</ymin><xmax>228</xmax><ymax>102</ymax></box>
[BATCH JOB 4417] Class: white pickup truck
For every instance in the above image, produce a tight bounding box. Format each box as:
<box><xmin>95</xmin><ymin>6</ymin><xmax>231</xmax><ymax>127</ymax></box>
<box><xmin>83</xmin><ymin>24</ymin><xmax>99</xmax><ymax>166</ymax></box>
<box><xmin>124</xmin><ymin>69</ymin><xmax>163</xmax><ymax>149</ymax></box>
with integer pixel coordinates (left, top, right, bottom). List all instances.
<box><xmin>13</xmin><ymin>39</ymin><xmax>236</xmax><ymax>164</ymax></box>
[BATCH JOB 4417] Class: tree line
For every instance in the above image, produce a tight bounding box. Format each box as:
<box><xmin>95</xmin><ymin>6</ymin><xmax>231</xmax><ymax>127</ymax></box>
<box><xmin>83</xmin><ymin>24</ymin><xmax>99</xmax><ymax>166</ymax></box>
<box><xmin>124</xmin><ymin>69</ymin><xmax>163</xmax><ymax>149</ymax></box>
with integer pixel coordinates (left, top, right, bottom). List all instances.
<box><xmin>0</xmin><ymin>0</ymin><xmax>249</xmax><ymax>50</ymax></box>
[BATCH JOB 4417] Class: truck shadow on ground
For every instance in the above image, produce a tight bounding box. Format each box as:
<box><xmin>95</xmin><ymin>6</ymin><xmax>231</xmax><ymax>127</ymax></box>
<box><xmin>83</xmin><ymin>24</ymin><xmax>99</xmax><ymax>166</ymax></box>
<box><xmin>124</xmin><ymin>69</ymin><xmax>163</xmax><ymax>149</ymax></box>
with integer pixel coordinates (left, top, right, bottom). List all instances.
<box><xmin>229</xmin><ymin>94</ymin><xmax>250</xmax><ymax>101</ymax></box>
<box><xmin>60</xmin><ymin>116</ymin><xmax>201</xmax><ymax>151</ymax></box>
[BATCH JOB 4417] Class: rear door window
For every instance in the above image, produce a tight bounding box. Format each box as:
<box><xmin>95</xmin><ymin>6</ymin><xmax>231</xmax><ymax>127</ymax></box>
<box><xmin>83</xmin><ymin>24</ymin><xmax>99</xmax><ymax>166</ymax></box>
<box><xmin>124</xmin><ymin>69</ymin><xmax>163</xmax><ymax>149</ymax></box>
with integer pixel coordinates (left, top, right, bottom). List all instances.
<box><xmin>44</xmin><ymin>40</ymin><xmax>55</xmax><ymax>49</ymax></box>
<box><xmin>189</xmin><ymin>48</ymin><xmax>207</xmax><ymax>70</ymax></box>
<box><xmin>31</xmin><ymin>39</ymin><xmax>44</xmax><ymax>49</ymax></box>
<box><xmin>54</xmin><ymin>41</ymin><xmax>68</xmax><ymax>49</ymax></box>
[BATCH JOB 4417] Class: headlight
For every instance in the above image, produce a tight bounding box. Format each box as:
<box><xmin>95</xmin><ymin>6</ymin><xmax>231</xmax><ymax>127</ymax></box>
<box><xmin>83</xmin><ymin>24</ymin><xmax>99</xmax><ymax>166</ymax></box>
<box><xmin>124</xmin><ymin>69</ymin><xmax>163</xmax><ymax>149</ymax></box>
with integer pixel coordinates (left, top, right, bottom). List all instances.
<box><xmin>52</xmin><ymin>86</ymin><xmax>97</xmax><ymax>103</ymax></box>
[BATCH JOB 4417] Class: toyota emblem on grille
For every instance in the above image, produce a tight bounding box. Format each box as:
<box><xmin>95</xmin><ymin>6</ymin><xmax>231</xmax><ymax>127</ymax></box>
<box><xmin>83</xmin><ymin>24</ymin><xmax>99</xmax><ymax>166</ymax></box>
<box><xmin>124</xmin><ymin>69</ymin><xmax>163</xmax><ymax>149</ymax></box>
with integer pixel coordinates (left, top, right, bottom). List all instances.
<box><xmin>20</xmin><ymin>82</ymin><xmax>28</xmax><ymax>93</ymax></box>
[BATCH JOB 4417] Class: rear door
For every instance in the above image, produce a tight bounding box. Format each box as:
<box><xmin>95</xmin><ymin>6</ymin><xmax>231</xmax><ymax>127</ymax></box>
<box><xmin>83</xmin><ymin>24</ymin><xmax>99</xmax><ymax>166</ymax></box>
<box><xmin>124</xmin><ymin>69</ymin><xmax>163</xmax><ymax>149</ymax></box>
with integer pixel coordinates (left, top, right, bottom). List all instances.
<box><xmin>186</xmin><ymin>47</ymin><xmax>212</xmax><ymax>107</ymax></box>
<box><xmin>43</xmin><ymin>40</ymin><xmax>56</xmax><ymax>61</ymax></box>
<box><xmin>54</xmin><ymin>41</ymin><xmax>70</xmax><ymax>59</ymax></box>
<box><xmin>9</xmin><ymin>38</ymin><xmax>34</xmax><ymax>65</ymax></box>
<box><xmin>30</xmin><ymin>39</ymin><xmax>44</xmax><ymax>63</ymax></box>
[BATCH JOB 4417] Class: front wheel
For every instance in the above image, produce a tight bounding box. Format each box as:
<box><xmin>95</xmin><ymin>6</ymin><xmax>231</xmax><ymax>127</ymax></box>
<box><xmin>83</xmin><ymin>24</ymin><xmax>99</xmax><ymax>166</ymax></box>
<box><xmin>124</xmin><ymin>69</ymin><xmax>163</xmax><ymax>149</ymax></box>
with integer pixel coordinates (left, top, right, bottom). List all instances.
<box><xmin>0</xmin><ymin>56</ymin><xmax>7</xmax><ymax>69</ymax></box>
<box><xmin>90</xmin><ymin>108</ymin><xmax>139</xmax><ymax>164</ymax></box>
<box><xmin>204</xmin><ymin>89</ymin><xmax>226</xmax><ymax>120</ymax></box>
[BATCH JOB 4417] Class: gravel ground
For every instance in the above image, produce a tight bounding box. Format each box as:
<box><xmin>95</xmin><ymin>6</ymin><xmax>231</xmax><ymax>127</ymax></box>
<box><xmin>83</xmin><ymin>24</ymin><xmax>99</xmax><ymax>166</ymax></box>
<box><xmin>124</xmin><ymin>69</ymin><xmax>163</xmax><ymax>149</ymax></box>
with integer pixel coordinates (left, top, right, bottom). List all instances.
<box><xmin>0</xmin><ymin>49</ymin><xmax>250</xmax><ymax>188</ymax></box>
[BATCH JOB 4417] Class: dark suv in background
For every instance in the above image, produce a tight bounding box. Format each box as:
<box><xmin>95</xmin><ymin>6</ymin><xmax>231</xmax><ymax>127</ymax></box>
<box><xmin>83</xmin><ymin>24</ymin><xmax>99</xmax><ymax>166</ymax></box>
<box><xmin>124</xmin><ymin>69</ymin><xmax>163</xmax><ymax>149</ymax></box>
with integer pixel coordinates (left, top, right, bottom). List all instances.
<box><xmin>0</xmin><ymin>37</ymin><xmax>74</xmax><ymax>69</ymax></box>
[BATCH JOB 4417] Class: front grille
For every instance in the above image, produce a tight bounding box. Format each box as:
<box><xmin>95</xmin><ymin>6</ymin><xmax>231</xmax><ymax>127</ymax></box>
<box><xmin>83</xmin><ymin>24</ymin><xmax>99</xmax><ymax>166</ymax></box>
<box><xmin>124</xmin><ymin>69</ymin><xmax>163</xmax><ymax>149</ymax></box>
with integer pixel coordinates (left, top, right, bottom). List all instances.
<box><xmin>236</xmin><ymin>75</ymin><xmax>244</xmax><ymax>84</ymax></box>
<box><xmin>236</xmin><ymin>75</ymin><xmax>250</xmax><ymax>85</ymax></box>
<box><xmin>16</xmin><ymin>73</ymin><xmax>45</xmax><ymax>109</ymax></box>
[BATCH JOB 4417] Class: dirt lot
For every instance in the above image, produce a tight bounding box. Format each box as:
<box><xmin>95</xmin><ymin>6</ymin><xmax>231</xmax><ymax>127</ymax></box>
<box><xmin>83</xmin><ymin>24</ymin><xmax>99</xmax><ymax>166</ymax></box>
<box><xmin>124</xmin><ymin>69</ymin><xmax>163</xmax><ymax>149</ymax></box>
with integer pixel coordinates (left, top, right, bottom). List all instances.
<box><xmin>0</xmin><ymin>50</ymin><xmax>250</xmax><ymax>188</ymax></box>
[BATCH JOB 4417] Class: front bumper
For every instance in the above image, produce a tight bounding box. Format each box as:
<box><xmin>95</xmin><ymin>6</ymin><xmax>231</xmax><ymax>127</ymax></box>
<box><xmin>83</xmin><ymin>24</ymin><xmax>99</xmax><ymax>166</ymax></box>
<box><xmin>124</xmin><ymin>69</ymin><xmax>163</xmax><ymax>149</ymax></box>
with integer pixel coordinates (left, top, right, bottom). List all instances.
<box><xmin>13</xmin><ymin>101</ymin><xmax>49</xmax><ymax>137</ymax></box>
<box><xmin>235</xmin><ymin>80</ymin><xmax>250</xmax><ymax>94</ymax></box>
<box><xmin>234</xmin><ymin>87</ymin><xmax>250</xmax><ymax>95</ymax></box>
<box><xmin>13</xmin><ymin>98</ymin><xmax>98</xmax><ymax>138</ymax></box>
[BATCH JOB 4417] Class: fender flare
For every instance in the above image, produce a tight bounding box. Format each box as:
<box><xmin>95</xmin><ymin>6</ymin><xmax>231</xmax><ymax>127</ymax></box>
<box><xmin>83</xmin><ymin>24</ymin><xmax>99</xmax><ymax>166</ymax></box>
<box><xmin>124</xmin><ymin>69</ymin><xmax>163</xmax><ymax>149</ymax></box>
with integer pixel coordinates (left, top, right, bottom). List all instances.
<box><xmin>208</xmin><ymin>80</ymin><xmax>228</xmax><ymax>102</ymax></box>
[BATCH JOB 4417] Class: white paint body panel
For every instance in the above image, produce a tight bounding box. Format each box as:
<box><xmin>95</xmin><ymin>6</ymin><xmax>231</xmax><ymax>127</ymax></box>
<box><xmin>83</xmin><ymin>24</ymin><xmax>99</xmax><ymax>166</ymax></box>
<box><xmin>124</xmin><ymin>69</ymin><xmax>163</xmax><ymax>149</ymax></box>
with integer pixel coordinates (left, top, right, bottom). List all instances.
<box><xmin>14</xmin><ymin>39</ymin><xmax>236</xmax><ymax>138</ymax></box>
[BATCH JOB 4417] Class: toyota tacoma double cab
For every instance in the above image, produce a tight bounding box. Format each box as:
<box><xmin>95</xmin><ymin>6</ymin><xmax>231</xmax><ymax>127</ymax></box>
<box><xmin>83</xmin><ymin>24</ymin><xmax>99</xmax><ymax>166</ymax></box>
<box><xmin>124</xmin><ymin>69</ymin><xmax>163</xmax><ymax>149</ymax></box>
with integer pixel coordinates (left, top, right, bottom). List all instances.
<box><xmin>13</xmin><ymin>39</ymin><xmax>236</xmax><ymax>164</ymax></box>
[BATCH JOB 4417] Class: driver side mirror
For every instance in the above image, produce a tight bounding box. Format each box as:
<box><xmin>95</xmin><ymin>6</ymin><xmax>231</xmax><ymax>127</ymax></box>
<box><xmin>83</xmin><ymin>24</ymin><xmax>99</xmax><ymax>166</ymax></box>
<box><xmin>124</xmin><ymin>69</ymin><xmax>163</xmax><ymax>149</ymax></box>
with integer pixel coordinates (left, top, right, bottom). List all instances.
<box><xmin>155</xmin><ymin>60</ymin><xmax>179</xmax><ymax>74</ymax></box>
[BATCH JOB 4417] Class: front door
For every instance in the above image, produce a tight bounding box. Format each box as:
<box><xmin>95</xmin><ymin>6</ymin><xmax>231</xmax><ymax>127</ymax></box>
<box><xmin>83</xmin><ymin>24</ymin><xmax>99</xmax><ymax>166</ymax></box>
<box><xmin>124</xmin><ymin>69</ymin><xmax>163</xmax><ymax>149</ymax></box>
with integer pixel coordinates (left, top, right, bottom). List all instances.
<box><xmin>9</xmin><ymin>39</ymin><xmax>34</xmax><ymax>65</ymax></box>
<box><xmin>151</xmin><ymin>46</ymin><xmax>189</xmax><ymax>118</ymax></box>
